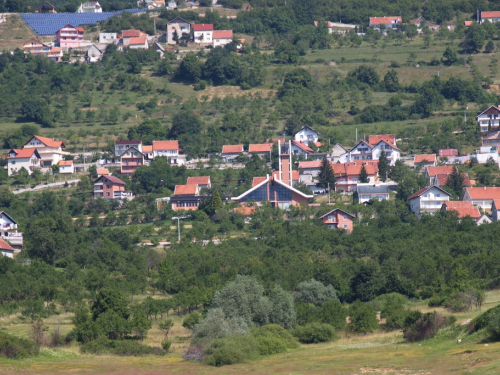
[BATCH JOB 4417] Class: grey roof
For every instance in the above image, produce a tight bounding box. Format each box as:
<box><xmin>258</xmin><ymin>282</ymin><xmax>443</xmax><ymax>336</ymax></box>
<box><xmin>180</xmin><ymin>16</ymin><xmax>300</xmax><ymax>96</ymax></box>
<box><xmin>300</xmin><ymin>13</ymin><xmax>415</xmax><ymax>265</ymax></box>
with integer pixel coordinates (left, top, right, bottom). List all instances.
<box><xmin>357</xmin><ymin>185</ymin><xmax>390</xmax><ymax>195</ymax></box>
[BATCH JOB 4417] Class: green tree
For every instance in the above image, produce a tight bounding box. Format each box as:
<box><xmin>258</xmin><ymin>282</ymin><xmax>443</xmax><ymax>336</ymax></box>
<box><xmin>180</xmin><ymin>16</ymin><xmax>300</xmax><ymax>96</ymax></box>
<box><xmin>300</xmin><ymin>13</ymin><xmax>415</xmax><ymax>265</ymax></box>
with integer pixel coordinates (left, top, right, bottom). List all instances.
<box><xmin>169</xmin><ymin>112</ymin><xmax>203</xmax><ymax>138</ymax></box>
<box><xmin>203</xmin><ymin>189</ymin><xmax>223</xmax><ymax>216</ymax></box>
<box><xmin>295</xmin><ymin>279</ymin><xmax>339</xmax><ymax>307</ymax></box>
<box><xmin>359</xmin><ymin>163</ymin><xmax>369</xmax><ymax>183</ymax></box>
<box><xmin>405</xmin><ymin>24</ymin><xmax>418</xmax><ymax>40</ymax></box>
<box><xmin>319</xmin><ymin>300</ymin><xmax>347</xmax><ymax>330</ymax></box>
<box><xmin>485</xmin><ymin>40</ymin><xmax>495</xmax><ymax>53</ymax></box>
<box><xmin>442</xmin><ymin>46</ymin><xmax>458</xmax><ymax>66</ymax></box>
<box><xmin>383</xmin><ymin>70</ymin><xmax>400</xmax><ymax>92</ymax></box>
<box><xmin>274</xmin><ymin>40</ymin><xmax>299</xmax><ymax>64</ymax></box>
<box><xmin>268</xmin><ymin>286</ymin><xmax>296</xmax><ymax>329</ymax></box>
<box><xmin>91</xmin><ymin>289</ymin><xmax>130</xmax><ymax>322</ymax></box>
<box><xmin>445</xmin><ymin>166</ymin><xmax>465</xmax><ymax>199</ymax></box>
<box><xmin>464</xmin><ymin>23</ymin><xmax>486</xmax><ymax>53</ymax></box>
<box><xmin>316</xmin><ymin>157</ymin><xmax>335</xmax><ymax>190</ymax></box>
<box><xmin>378</xmin><ymin>151</ymin><xmax>389</xmax><ymax>182</ymax></box>
<box><xmin>349</xmin><ymin>301</ymin><xmax>378</xmax><ymax>333</ymax></box>
<box><xmin>176</xmin><ymin>53</ymin><xmax>203</xmax><ymax>82</ymax></box>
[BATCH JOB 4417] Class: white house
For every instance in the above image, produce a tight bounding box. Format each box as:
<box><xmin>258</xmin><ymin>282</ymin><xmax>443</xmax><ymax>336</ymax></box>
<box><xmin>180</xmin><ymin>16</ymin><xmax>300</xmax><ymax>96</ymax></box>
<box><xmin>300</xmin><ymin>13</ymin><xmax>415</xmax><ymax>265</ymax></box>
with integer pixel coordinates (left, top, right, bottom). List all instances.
<box><xmin>128</xmin><ymin>37</ymin><xmax>148</xmax><ymax>50</ymax></box>
<box><xmin>166</xmin><ymin>16</ymin><xmax>190</xmax><ymax>44</ymax></box>
<box><xmin>369</xmin><ymin>16</ymin><xmax>402</xmax><ymax>31</ymax></box>
<box><xmin>7</xmin><ymin>149</ymin><xmax>41</xmax><ymax>176</ymax></box>
<box><xmin>76</xmin><ymin>1</ymin><xmax>102</xmax><ymax>13</ymax></box>
<box><xmin>476</xmin><ymin>105</ymin><xmax>500</xmax><ymax>132</ymax></box>
<box><xmin>357</xmin><ymin>184</ymin><xmax>390</xmax><ymax>203</ymax></box>
<box><xmin>193</xmin><ymin>24</ymin><xmax>213</xmax><ymax>44</ymax></box>
<box><xmin>122</xmin><ymin>30</ymin><xmax>142</xmax><ymax>46</ymax></box>
<box><xmin>290</xmin><ymin>140</ymin><xmax>314</xmax><ymax>157</ymax></box>
<box><xmin>23</xmin><ymin>135</ymin><xmax>68</xmax><ymax>168</ymax></box>
<box><xmin>115</xmin><ymin>140</ymin><xmax>142</xmax><ymax>156</ymax></box>
<box><xmin>99</xmin><ymin>32</ymin><xmax>117</xmax><ymax>44</ymax></box>
<box><xmin>212</xmin><ymin>30</ymin><xmax>233</xmax><ymax>48</ymax></box>
<box><xmin>0</xmin><ymin>212</ymin><xmax>23</xmax><ymax>251</ymax></box>
<box><xmin>0</xmin><ymin>238</ymin><xmax>16</xmax><ymax>258</ymax></box>
<box><xmin>152</xmin><ymin>140</ymin><xmax>186</xmax><ymax>164</ymax></box>
<box><xmin>58</xmin><ymin>160</ymin><xmax>74</xmax><ymax>174</ymax></box>
<box><xmin>86</xmin><ymin>44</ymin><xmax>103</xmax><ymax>62</ymax></box>
<box><xmin>331</xmin><ymin>143</ymin><xmax>347</xmax><ymax>163</ymax></box>
<box><xmin>294</xmin><ymin>126</ymin><xmax>319</xmax><ymax>145</ymax></box>
<box><xmin>481</xmin><ymin>11</ymin><xmax>500</xmax><ymax>23</ymax></box>
<box><xmin>408</xmin><ymin>185</ymin><xmax>451</xmax><ymax>218</ymax></box>
<box><xmin>298</xmin><ymin>160</ymin><xmax>322</xmax><ymax>177</ymax></box>
<box><xmin>463</xmin><ymin>187</ymin><xmax>500</xmax><ymax>213</ymax></box>
<box><xmin>339</xmin><ymin>134</ymin><xmax>400</xmax><ymax>166</ymax></box>
<box><xmin>414</xmin><ymin>154</ymin><xmax>437</xmax><ymax>168</ymax></box>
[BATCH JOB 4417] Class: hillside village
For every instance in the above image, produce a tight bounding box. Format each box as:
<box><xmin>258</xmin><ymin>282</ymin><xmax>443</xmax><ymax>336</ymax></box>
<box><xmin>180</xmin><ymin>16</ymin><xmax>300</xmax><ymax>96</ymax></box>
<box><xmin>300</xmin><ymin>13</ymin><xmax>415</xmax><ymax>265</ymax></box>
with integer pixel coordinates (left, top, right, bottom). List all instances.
<box><xmin>7</xmin><ymin>0</ymin><xmax>500</xmax><ymax>373</ymax></box>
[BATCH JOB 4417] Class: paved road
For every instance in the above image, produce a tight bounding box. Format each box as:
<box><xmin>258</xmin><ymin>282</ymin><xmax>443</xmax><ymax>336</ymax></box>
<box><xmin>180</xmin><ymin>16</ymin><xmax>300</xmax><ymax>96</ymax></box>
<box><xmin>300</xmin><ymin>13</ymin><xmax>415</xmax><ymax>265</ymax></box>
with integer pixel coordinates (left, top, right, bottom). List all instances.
<box><xmin>13</xmin><ymin>179</ymin><xmax>81</xmax><ymax>194</ymax></box>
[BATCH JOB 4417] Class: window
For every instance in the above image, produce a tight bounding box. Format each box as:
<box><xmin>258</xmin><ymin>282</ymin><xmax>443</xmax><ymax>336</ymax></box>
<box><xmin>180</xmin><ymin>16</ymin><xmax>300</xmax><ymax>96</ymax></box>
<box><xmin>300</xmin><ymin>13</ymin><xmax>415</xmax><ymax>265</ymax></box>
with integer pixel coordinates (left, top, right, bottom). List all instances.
<box><xmin>328</xmin><ymin>225</ymin><xmax>335</xmax><ymax>229</ymax></box>
<box><xmin>436</xmin><ymin>194</ymin><xmax>440</xmax><ymax>197</ymax></box>
<box><xmin>343</xmin><ymin>224</ymin><xmax>348</xmax><ymax>229</ymax></box>
<box><xmin>343</xmin><ymin>214</ymin><xmax>348</xmax><ymax>219</ymax></box>
<box><xmin>106</xmin><ymin>192</ymin><xmax>110</xmax><ymax>196</ymax></box>
<box><xmin>10</xmin><ymin>161</ymin><xmax>15</xmax><ymax>164</ymax></box>
<box><xmin>328</xmin><ymin>215</ymin><xmax>335</xmax><ymax>221</ymax></box>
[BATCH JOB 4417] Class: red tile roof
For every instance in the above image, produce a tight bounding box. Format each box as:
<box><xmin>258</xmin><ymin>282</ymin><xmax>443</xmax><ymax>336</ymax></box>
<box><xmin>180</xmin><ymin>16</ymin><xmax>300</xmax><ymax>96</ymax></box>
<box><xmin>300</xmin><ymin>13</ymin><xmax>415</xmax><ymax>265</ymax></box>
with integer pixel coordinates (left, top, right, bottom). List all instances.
<box><xmin>438</xmin><ymin>149</ymin><xmax>458</xmax><ymax>157</ymax></box>
<box><xmin>252</xmin><ymin>176</ymin><xmax>267</xmax><ymax>187</ymax></box>
<box><xmin>122</xmin><ymin>30</ymin><xmax>141</xmax><ymax>37</ymax></box>
<box><xmin>193</xmin><ymin>24</ymin><xmax>214</xmax><ymax>31</ymax></box>
<box><xmin>248</xmin><ymin>143</ymin><xmax>272</xmax><ymax>153</ymax></box>
<box><xmin>442</xmin><ymin>201</ymin><xmax>481</xmax><ymax>219</ymax></box>
<box><xmin>102</xmin><ymin>175</ymin><xmax>126</xmax><ymax>185</ymax></box>
<box><xmin>29</xmin><ymin>135</ymin><xmax>64</xmax><ymax>148</ymax></box>
<box><xmin>414</xmin><ymin>154</ymin><xmax>436</xmax><ymax>164</ymax></box>
<box><xmin>482</xmin><ymin>11</ymin><xmax>500</xmax><ymax>18</ymax></box>
<box><xmin>97</xmin><ymin>168</ymin><xmax>109</xmax><ymax>175</ymax></box>
<box><xmin>142</xmin><ymin>145</ymin><xmax>153</xmax><ymax>153</ymax></box>
<box><xmin>493</xmin><ymin>199</ymin><xmax>500</xmax><ymax>210</ymax></box>
<box><xmin>153</xmin><ymin>140</ymin><xmax>179</xmax><ymax>151</ymax></box>
<box><xmin>434</xmin><ymin>173</ymin><xmax>472</xmax><ymax>187</ymax></box>
<box><xmin>213</xmin><ymin>30</ymin><xmax>233</xmax><ymax>39</ymax></box>
<box><xmin>465</xmin><ymin>187</ymin><xmax>500</xmax><ymax>200</ymax></box>
<box><xmin>234</xmin><ymin>206</ymin><xmax>256</xmax><ymax>215</ymax></box>
<box><xmin>76</xmin><ymin>27</ymin><xmax>84</xmax><ymax>33</ymax></box>
<box><xmin>222</xmin><ymin>145</ymin><xmax>243</xmax><ymax>154</ymax></box>
<box><xmin>464</xmin><ymin>21</ymin><xmax>474</xmax><ymax>27</ymax></box>
<box><xmin>408</xmin><ymin>185</ymin><xmax>450</xmax><ymax>200</ymax></box>
<box><xmin>291</xmin><ymin>140</ymin><xmax>314</xmax><ymax>153</ymax></box>
<box><xmin>298</xmin><ymin>160</ymin><xmax>322</xmax><ymax>169</ymax></box>
<box><xmin>426</xmin><ymin>166</ymin><xmax>454</xmax><ymax>177</ymax></box>
<box><xmin>129</xmin><ymin>37</ymin><xmax>147</xmax><ymax>45</ymax></box>
<box><xmin>332</xmin><ymin>161</ymin><xmax>378</xmax><ymax>176</ymax></box>
<box><xmin>0</xmin><ymin>237</ymin><xmax>14</xmax><ymax>252</ymax></box>
<box><xmin>58</xmin><ymin>160</ymin><xmax>73</xmax><ymax>166</ymax></box>
<box><xmin>187</xmin><ymin>176</ymin><xmax>210</xmax><ymax>185</ymax></box>
<box><xmin>368</xmin><ymin>134</ymin><xmax>396</xmax><ymax>146</ymax></box>
<box><xmin>7</xmin><ymin>149</ymin><xmax>38</xmax><ymax>159</ymax></box>
<box><xmin>174</xmin><ymin>184</ymin><xmax>198</xmax><ymax>195</ymax></box>
<box><xmin>369</xmin><ymin>16</ymin><xmax>402</xmax><ymax>25</ymax></box>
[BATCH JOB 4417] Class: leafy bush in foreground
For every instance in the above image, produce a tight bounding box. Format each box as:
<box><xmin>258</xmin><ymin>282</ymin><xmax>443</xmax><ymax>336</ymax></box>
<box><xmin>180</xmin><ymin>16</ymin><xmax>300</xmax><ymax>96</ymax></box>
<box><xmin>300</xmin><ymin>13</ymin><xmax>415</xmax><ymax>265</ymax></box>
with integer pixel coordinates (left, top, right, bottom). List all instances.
<box><xmin>81</xmin><ymin>338</ymin><xmax>164</xmax><ymax>356</ymax></box>
<box><xmin>203</xmin><ymin>335</ymin><xmax>260</xmax><ymax>366</ymax></box>
<box><xmin>251</xmin><ymin>324</ymin><xmax>299</xmax><ymax>355</ymax></box>
<box><xmin>469</xmin><ymin>305</ymin><xmax>500</xmax><ymax>333</ymax></box>
<box><xmin>292</xmin><ymin>323</ymin><xmax>336</xmax><ymax>344</ymax></box>
<box><xmin>0</xmin><ymin>332</ymin><xmax>36</xmax><ymax>359</ymax></box>
<box><xmin>403</xmin><ymin>312</ymin><xmax>446</xmax><ymax>342</ymax></box>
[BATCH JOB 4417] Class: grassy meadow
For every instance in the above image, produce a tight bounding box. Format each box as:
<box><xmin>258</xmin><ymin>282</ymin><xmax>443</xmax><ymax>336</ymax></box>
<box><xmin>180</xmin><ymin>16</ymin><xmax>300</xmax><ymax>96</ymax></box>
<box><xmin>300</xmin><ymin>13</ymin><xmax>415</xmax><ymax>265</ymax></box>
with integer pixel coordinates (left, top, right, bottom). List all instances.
<box><xmin>2</xmin><ymin>291</ymin><xmax>500</xmax><ymax>374</ymax></box>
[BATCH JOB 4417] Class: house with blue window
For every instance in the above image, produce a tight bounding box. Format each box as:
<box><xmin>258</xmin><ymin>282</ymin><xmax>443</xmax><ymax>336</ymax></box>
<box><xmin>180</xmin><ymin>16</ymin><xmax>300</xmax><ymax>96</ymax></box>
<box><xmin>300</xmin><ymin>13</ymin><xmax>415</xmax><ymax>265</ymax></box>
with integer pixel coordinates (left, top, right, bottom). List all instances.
<box><xmin>232</xmin><ymin>174</ymin><xmax>313</xmax><ymax>210</ymax></box>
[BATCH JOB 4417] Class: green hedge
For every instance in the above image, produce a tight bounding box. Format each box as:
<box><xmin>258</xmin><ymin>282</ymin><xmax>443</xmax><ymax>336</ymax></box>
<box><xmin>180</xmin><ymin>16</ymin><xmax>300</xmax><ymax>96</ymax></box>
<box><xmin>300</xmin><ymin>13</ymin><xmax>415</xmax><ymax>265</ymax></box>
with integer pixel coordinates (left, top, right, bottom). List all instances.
<box><xmin>81</xmin><ymin>338</ymin><xmax>164</xmax><ymax>356</ymax></box>
<box><xmin>0</xmin><ymin>332</ymin><xmax>36</xmax><ymax>359</ymax></box>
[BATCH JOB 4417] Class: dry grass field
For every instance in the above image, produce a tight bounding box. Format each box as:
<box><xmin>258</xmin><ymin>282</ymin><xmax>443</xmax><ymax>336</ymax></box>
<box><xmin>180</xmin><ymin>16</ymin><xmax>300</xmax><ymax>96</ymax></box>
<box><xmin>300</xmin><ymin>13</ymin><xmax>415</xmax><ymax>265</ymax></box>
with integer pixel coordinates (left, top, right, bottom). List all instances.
<box><xmin>2</xmin><ymin>291</ymin><xmax>500</xmax><ymax>374</ymax></box>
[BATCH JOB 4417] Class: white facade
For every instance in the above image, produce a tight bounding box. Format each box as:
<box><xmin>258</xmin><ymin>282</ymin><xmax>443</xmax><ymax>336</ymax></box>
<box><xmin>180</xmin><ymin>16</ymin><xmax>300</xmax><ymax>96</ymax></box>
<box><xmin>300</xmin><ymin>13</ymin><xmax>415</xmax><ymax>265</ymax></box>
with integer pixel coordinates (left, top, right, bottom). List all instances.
<box><xmin>0</xmin><ymin>212</ymin><xmax>22</xmax><ymax>250</ymax></box>
<box><xmin>59</xmin><ymin>161</ymin><xmax>74</xmax><ymax>174</ymax></box>
<box><xmin>194</xmin><ymin>30</ymin><xmax>213</xmax><ymax>44</ymax></box>
<box><xmin>476</xmin><ymin>105</ymin><xmax>500</xmax><ymax>132</ymax></box>
<box><xmin>213</xmin><ymin>36</ymin><xmax>232</xmax><ymax>48</ymax></box>
<box><xmin>23</xmin><ymin>136</ymin><xmax>68</xmax><ymax>167</ymax></box>
<box><xmin>115</xmin><ymin>141</ymin><xmax>142</xmax><ymax>156</ymax></box>
<box><xmin>409</xmin><ymin>186</ymin><xmax>451</xmax><ymax>218</ymax></box>
<box><xmin>294</xmin><ymin>126</ymin><xmax>319</xmax><ymax>145</ymax></box>
<box><xmin>99</xmin><ymin>33</ymin><xmax>117</xmax><ymax>44</ymax></box>
<box><xmin>77</xmin><ymin>1</ymin><xmax>102</xmax><ymax>13</ymax></box>
<box><xmin>7</xmin><ymin>150</ymin><xmax>41</xmax><ymax>176</ymax></box>
<box><xmin>340</xmin><ymin>140</ymin><xmax>400</xmax><ymax>166</ymax></box>
<box><xmin>86</xmin><ymin>44</ymin><xmax>103</xmax><ymax>62</ymax></box>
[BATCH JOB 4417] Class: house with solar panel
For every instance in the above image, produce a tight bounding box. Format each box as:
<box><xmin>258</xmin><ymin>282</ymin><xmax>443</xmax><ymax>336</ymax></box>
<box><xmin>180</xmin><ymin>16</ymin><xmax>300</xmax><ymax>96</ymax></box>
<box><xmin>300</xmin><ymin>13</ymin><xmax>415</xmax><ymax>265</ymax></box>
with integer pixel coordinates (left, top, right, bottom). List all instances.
<box><xmin>56</xmin><ymin>24</ymin><xmax>84</xmax><ymax>49</ymax></box>
<box><xmin>77</xmin><ymin>1</ymin><xmax>103</xmax><ymax>13</ymax></box>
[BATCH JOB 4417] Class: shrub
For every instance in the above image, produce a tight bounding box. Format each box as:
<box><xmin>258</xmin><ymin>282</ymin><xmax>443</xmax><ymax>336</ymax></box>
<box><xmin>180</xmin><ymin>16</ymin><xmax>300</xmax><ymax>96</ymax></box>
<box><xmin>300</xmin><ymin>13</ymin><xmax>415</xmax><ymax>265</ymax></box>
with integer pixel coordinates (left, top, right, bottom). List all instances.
<box><xmin>81</xmin><ymin>338</ymin><xmax>164</xmax><ymax>356</ymax></box>
<box><xmin>295</xmin><ymin>279</ymin><xmax>339</xmax><ymax>307</ymax></box>
<box><xmin>203</xmin><ymin>335</ymin><xmax>260</xmax><ymax>367</ymax></box>
<box><xmin>161</xmin><ymin>340</ymin><xmax>171</xmax><ymax>351</ymax></box>
<box><xmin>319</xmin><ymin>301</ymin><xmax>347</xmax><ymax>330</ymax></box>
<box><xmin>295</xmin><ymin>303</ymin><xmax>318</xmax><ymax>325</ymax></box>
<box><xmin>469</xmin><ymin>305</ymin><xmax>500</xmax><ymax>333</ymax></box>
<box><xmin>0</xmin><ymin>332</ymin><xmax>36</xmax><ymax>359</ymax></box>
<box><xmin>251</xmin><ymin>324</ymin><xmax>299</xmax><ymax>354</ymax></box>
<box><xmin>428</xmin><ymin>294</ymin><xmax>445</xmax><ymax>307</ymax></box>
<box><xmin>403</xmin><ymin>312</ymin><xmax>446</xmax><ymax>342</ymax></box>
<box><xmin>183</xmin><ymin>312</ymin><xmax>201</xmax><ymax>330</ymax></box>
<box><xmin>292</xmin><ymin>323</ymin><xmax>336</xmax><ymax>344</ymax></box>
<box><xmin>349</xmin><ymin>302</ymin><xmax>379</xmax><ymax>333</ymax></box>
<box><xmin>194</xmin><ymin>80</ymin><xmax>207</xmax><ymax>91</ymax></box>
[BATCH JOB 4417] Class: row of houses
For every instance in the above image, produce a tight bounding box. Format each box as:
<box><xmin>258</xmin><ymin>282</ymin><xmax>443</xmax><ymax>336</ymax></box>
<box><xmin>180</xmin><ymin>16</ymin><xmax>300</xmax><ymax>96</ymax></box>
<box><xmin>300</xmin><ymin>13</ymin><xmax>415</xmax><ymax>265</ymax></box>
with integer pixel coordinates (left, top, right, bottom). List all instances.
<box><xmin>166</xmin><ymin>17</ymin><xmax>234</xmax><ymax>47</ymax></box>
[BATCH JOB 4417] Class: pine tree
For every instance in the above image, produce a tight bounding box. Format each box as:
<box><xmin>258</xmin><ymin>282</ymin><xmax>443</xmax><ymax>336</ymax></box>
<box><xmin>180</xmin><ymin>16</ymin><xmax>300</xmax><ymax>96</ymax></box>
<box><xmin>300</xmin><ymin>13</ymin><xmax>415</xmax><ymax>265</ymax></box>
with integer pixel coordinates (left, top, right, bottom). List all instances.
<box><xmin>359</xmin><ymin>163</ymin><xmax>369</xmax><ymax>183</ymax></box>
<box><xmin>316</xmin><ymin>157</ymin><xmax>335</xmax><ymax>190</ymax></box>
<box><xmin>446</xmin><ymin>166</ymin><xmax>465</xmax><ymax>199</ymax></box>
<box><xmin>378</xmin><ymin>151</ymin><xmax>389</xmax><ymax>182</ymax></box>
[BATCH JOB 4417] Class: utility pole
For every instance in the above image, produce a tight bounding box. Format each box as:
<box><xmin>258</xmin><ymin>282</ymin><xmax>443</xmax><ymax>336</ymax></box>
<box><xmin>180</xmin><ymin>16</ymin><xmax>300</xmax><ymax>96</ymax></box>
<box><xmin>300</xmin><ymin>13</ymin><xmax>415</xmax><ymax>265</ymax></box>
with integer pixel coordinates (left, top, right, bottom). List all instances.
<box><xmin>172</xmin><ymin>216</ymin><xmax>189</xmax><ymax>242</ymax></box>
<box><xmin>328</xmin><ymin>182</ymin><xmax>330</xmax><ymax>204</ymax></box>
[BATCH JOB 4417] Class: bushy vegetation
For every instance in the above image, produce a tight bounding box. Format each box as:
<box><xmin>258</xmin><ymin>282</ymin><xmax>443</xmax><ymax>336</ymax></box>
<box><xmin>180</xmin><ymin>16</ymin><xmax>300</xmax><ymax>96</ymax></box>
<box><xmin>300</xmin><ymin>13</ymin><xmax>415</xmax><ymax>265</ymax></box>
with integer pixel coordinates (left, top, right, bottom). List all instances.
<box><xmin>292</xmin><ymin>323</ymin><xmax>336</xmax><ymax>344</ymax></box>
<box><xmin>81</xmin><ymin>338</ymin><xmax>164</xmax><ymax>356</ymax></box>
<box><xmin>0</xmin><ymin>332</ymin><xmax>36</xmax><ymax>359</ymax></box>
